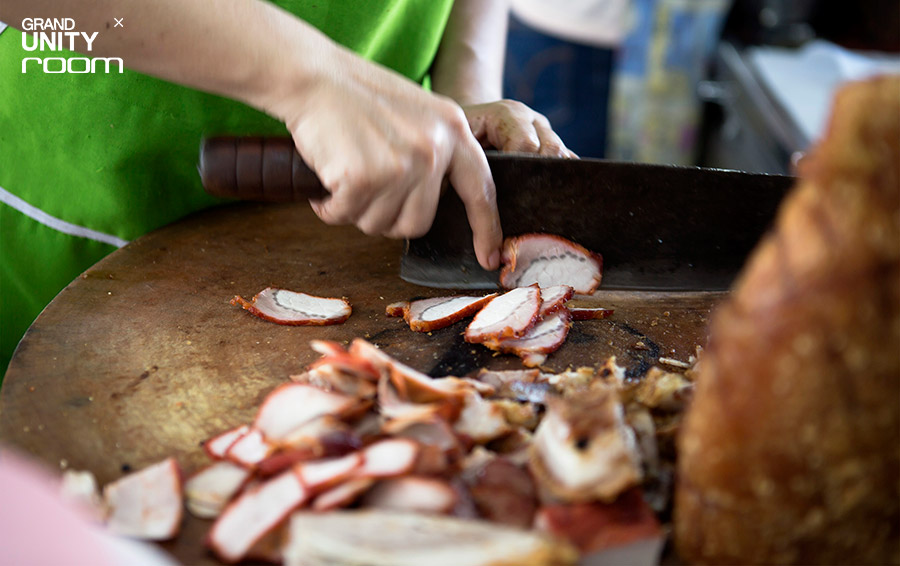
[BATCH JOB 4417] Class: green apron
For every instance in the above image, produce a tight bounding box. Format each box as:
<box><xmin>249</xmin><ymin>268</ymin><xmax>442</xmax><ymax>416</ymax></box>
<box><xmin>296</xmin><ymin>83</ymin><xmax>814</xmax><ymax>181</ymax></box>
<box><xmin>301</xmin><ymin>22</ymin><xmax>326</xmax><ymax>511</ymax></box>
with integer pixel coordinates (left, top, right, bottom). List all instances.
<box><xmin>0</xmin><ymin>0</ymin><xmax>454</xmax><ymax>380</ymax></box>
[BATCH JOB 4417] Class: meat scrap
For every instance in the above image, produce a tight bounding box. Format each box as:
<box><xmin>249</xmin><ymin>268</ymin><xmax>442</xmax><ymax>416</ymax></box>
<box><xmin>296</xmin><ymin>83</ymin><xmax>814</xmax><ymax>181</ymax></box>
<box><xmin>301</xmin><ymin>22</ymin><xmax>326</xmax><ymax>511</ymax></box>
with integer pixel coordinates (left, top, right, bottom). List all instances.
<box><xmin>500</xmin><ymin>234</ymin><xmax>603</xmax><ymax>294</ymax></box>
<box><xmin>231</xmin><ymin>287</ymin><xmax>351</xmax><ymax>326</ymax></box>
<box><xmin>569</xmin><ymin>307</ymin><xmax>614</xmax><ymax>320</ymax></box>
<box><xmin>103</xmin><ymin>457</ymin><xmax>183</xmax><ymax>540</ymax></box>
<box><xmin>534</xmin><ymin>489</ymin><xmax>663</xmax><ymax>564</ymax></box>
<box><xmin>403</xmin><ymin>294</ymin><xmax>497</xmax><ymax>332</ymax></box>
<box><xmin>530</xmin><ymin>388</ymin><xmax>642</xmax><ymax>503</ymax></box>
<box><xmin>362</xmin><ymin>476</ymin><xmax>458</xmax><ymax>515</ymax></box>
<box><xmin>464</xmin><ymin>285</ymin><xmax>542</xmax><ymax>344</ymax></box>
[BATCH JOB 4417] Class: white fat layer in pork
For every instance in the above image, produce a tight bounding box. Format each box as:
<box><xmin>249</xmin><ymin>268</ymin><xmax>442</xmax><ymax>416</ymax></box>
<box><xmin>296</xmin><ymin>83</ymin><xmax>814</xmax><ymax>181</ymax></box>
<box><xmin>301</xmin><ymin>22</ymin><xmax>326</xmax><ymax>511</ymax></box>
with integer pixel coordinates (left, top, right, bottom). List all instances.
<box><xmin>408</xmin><ymin>296</ymin><xmax>487</xmax><ymax>322</ymax></box>
<box><xmin>454</xmin><ymin>391</ymin><xmax>512</xmax><ymax>443</ymax></box>
<box><xmin>258</xmin><ymin>289</ymin><xmax>350</xmax><ymax>321</ymax></box>
<box><xmin>185</xmin><ymin>461</ymin><xmax>250</xmax><ymax>519</ymax></box>
<box><xmin>466</xmin><ymin>286</ymin><xmax>540</xmax><ymax>340</ymax></box>
<box><xmin>209</xmin><ymin>469</ymin><xmax>308</xmax><ymax>563</ymax></box>
<box><xmin>104</xmin><ymin>458</ymin><xmax>182</xmax><ymax>540</ymax></box>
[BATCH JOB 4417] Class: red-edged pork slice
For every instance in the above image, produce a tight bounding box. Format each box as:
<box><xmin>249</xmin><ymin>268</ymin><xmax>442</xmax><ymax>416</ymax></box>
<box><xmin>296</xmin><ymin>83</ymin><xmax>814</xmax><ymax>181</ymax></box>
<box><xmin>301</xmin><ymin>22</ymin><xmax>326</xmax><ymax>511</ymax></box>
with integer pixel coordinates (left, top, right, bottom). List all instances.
<box><xmin>255</xmin><ymin>383</ymin><xmax>358</xmax><ymax>442</ymax></box>
<box><xmin>294</xmin><ymin>452</ymin><xmax>363</xmax><ymax>492</ymax></box>
<box><xmin>534</xmin><ymin>489</ymin><xmax>663</xmax><ymax>564</ymax></box>
<box><xmin>103</xmin><ymin>457</ymin><xmax>183</xmax><ymax>540</ymax></box>
<box><xmin>539</xmin><ymin>285</ymin><xmax>574</xmax><ymax>316</ymax></box>
<box><xmin>570</xmin><ymin>307</ymin><xmax>614</xmax><ymax>320</ymax></box>
<box><xmin>377</xmin><ymin>374</ymin><xmax>461</xmax><ymax>423</ymax></box>
<box><xmin>208</xmin><ymin>469</ymin><xmax>309</xmax><ymax>563</ymax></box>
<box><xmin>362</xmin><ymin>476</ymin><xmax>458</xmax><ymax>515</ymax></box>
<box><xmin>403</xmin><ymin>294</ymin><xmax>497</xmax><ymax>332</ymax></box>
<box><xmin>231</xmin><ymin>287</ymin><xmax>351</xmax><ymax>326</ymax></box>
<box><xmin>500</xmin><ymin>234</ymin><xmax>603</xmax><ymax>294</ymax></box>
<box><xmin>225</xmin><ymin>428</ymin><xmax>274</xmax><ymax>468</ymax></box>
<box><xmin>385</xmin><ymin>301</ymin><xmax>409</xmax><ymax>318</ymax></box>
<box><xmin>357</xmin><ymin>438</ymin><xmax>419</xmax><ymax>479</ymax></box>
<box><xmin>464</xmin><ymin>285</ymin><xmax>542</xmax><ymax>344</ymax></box>
<box><xmin>185</xmin><ymin>461</ymin><xmax>251</xmax><ymax>519</ymax></box>
<box><xmin>383</xmin><ymin>417</ymin><xmax>462</xmax><ymax>475</ymax></box>
<box><xmin>485</xmin><ymin>310</ymin><xmax>572</xmax><ymax>368</ymax></box>
<box><xmin>205</xmin><ymin>424</ymin><xmax>250</xmax><ymax>460</ymax></box>
<box><xmin>312</xmin><ymin>478</ymin><xmax>376</xmax><ymax>511</ymax></box>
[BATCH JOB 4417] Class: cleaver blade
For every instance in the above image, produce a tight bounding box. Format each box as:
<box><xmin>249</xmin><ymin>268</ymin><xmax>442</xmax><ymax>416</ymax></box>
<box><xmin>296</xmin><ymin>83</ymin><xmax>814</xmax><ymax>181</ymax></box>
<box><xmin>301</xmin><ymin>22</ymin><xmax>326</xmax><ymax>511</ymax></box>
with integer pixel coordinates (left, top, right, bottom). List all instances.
<box><xmin>402</xmin><ymin>153</ymin><xmax>794</xmax><ymax>291</ymax></box>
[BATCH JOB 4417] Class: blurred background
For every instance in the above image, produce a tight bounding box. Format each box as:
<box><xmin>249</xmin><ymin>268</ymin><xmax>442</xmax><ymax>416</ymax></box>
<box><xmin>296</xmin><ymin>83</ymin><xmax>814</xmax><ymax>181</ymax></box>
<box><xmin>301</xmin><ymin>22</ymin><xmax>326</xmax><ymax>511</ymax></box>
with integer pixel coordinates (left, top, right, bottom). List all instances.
<box><xmin>503</xmin><ymin>0</ymin><xmax>900</xmax><ymax>175</ymax></box>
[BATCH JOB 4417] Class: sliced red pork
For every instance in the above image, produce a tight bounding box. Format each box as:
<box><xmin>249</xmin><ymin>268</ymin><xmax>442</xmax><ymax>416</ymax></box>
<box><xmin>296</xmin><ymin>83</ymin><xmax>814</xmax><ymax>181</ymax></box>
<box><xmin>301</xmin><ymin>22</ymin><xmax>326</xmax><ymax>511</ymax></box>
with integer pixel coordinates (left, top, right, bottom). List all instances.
<box><xmin>231</xmin><ymin>287</ymin><xmax>351</xmax><ymax>325</ymax></box>
<box><xmin>103</xmin><ymin>457</ymin><xmax>183</xmax><ymax>540</ymax></box>
<box><xmin>484</xmin><ymin>309</ymin><xmax>572</xmax><ymax>367</ymax></box>
<box><xmin>254</xmin><ymin>383</ymin><xmax>358</xmax><ymax>442</ymax></box>
<box><xmin>539</xmin><ymin>285</ymin><xmax>574</xmax><ymax>316</ymax></box>
<box><xmin>500</xmin><ymin>234</ymin><xmax>603</xmax><ymax>294</ymax></box>
<box><xmin>464</xmin><ymin>285</ymin><xmax>541</xmax><ymax>344</ymax></box>
<box><xmin>204</xmin><ymin>424</ymin><xmax>250</xmax><ymax>460</ymax></box>
<box><xmin>403</xmin><ymin>294</ymin><xmax>497</xmax><ymax>332</ymax></box>
<box><xmin>207</xmin><ymin>469</ymin><xmax>309</xmax><ymax>563</ymax></box>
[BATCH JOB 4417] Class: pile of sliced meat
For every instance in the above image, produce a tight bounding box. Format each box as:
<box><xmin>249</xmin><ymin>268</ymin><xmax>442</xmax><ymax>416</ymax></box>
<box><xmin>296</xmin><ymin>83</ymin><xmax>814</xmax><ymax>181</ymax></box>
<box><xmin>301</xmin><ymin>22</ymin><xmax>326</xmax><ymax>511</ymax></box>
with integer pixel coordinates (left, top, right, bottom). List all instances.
<box><xmin>70</xmin><ymin>338</ymin><xmax>696</xmax><ymax>566</ymax></box>
<box><xmin>387</xmin><ymin>235</ymin><xmax>611</xmax><ymax>367</ymax></box>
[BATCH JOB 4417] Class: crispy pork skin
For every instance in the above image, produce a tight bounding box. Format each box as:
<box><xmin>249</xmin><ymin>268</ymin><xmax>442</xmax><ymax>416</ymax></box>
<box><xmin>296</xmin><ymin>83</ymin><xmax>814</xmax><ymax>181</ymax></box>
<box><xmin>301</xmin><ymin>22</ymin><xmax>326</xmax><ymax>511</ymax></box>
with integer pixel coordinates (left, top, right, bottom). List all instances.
<box><xmin>231</xmin><ymin>287</ymin><xmax>351</xmax><ymax>325</ymax></box>
<box><xmin>676</xmin><ymin>77</ymin><xmax>900</xmax><ymax>565</ymax></box>
<box><xmin>500</xmin><ymin>234</ymin><xmax>603</xmax><ymax>294</ymax></box>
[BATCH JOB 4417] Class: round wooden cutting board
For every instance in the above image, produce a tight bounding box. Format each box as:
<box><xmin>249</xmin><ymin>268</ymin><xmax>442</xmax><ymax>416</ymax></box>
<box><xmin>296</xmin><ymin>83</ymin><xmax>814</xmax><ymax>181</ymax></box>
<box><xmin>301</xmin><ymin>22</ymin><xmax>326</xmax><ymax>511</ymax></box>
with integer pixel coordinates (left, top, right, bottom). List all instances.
<box><xmin>0</xmin><ymin>202</ymin><xmax>721</xmax><ymax>565</ymax></box>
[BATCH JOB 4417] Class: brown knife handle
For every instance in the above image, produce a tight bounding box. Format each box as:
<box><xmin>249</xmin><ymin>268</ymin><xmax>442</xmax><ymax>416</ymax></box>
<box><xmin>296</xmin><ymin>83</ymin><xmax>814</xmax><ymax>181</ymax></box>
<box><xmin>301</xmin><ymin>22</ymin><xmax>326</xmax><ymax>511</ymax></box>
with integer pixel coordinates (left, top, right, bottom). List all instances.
<box><xmin>199</xmin><ymin>136</ymin><xmax>328</xmax><ymax>202</ymax></box>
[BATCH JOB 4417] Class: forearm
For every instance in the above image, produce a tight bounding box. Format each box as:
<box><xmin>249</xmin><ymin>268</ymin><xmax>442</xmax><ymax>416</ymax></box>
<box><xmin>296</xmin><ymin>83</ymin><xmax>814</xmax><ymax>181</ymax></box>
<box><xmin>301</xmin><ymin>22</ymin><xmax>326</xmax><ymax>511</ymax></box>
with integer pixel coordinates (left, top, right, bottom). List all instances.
<box><xmin>1</xmin><ymin>0</ymin><xmax>338</xmax><ymax>119</ymax></box>
<box><xmin>431</xmin><ymin>0</ymin><xmax>509</xmax><ymax>105</ymax></box>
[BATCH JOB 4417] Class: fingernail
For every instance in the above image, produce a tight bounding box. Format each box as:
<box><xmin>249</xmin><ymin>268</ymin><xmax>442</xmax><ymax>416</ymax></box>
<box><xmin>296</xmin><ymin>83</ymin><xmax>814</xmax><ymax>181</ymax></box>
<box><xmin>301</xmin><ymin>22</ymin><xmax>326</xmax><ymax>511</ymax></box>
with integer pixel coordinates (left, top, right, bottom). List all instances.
<box><xmin>489</xmin><ymin>250</ymin><xmax>500</xmax><ymax>271</ymax></box>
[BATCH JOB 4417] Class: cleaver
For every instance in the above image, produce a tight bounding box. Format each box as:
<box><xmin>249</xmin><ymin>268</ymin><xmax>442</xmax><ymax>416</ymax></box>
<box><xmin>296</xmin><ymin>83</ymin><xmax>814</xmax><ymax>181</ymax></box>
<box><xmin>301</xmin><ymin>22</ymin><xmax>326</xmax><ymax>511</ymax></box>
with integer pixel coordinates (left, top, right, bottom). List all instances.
<box><xmin>199</xmin><ymin>136</ymin><xmax>794</xmax><ymax>291</ymax></box>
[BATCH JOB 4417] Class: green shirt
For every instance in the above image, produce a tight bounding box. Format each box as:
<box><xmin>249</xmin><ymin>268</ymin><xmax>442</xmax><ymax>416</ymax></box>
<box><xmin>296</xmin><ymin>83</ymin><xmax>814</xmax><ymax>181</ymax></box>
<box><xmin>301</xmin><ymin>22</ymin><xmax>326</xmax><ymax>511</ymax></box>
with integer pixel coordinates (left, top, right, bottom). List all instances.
<box><xmin>0</xmin><ymin>0</ymin><xmax>454</xmax><ymax>379</ymax></box>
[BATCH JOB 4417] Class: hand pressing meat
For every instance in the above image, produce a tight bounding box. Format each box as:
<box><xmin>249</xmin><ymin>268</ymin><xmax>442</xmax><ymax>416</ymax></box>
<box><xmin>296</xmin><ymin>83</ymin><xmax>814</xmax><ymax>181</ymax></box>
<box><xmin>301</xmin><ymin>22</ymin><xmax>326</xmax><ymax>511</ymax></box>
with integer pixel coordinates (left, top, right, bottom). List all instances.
<box><xmin>676</xmin><ymin>76</ymin><xmax>900</xmax><ymax>564</ymax></box>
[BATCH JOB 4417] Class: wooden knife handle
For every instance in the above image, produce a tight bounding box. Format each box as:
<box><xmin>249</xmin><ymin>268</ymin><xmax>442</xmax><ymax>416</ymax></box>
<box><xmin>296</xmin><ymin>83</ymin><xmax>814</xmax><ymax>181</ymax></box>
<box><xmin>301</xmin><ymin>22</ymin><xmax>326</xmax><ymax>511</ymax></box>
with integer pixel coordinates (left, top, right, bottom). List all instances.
<box><xmin>199</xmin><ymin>136</ymin><xmax>328</xmax><ymax>202</ymax></box>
